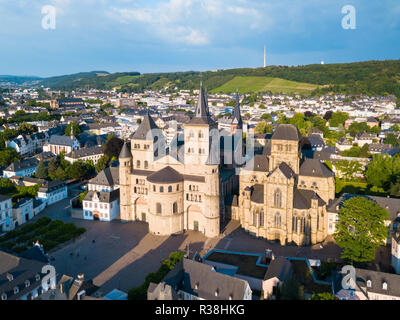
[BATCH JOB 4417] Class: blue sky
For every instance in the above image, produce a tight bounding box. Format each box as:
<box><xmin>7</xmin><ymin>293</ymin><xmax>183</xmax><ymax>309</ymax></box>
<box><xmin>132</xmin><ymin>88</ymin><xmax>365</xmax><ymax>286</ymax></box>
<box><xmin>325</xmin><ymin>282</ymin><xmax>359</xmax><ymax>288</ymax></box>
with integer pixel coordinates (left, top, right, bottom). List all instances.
<box><xmin>0</xmin><ymin>0</ymin><xmax>399</xmax><ymax>77</ymax></box>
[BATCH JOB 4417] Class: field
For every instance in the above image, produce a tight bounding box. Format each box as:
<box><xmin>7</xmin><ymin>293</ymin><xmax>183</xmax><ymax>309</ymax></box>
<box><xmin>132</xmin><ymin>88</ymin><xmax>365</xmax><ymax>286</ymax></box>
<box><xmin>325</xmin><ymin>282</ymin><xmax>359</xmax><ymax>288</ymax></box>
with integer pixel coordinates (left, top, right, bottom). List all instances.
<box><xmin>212</xmin><ymin>76</ymin><xmax>319</xmax><ymax>94</ymax></box>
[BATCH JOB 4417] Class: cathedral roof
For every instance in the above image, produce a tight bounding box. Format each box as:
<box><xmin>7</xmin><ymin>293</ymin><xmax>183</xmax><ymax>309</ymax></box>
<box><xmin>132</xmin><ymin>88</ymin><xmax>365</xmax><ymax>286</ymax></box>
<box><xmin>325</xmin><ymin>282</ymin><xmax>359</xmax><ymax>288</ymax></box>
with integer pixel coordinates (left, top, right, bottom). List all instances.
<box><xmin>147</xmin><ymin>166</ymin><xmax>184</xmax><ymax>184</ymax></box>
<box><xmin>131</xmin><ymin>112</ymin><xmax>161</xmax><ymax>140</ymax></box>
<box><xmin>253</xmin><ymin>154</ymin><xmax>269</xmax><ymax>172</ymax></box>
<box><xmin>271</xmin><ymin>124</ymin><xmax>302</xmax><ymax>141</ymax></box>
<box><xmin>231</xmin><ymin>91</ymin><xmax>243</xmax><ymax>127</ymax></box>
<box><xmin>89</xmin><ymin>167</ymin><xmax>119</xmax><ymax>187</ymax></box>
<box><xmin>278</xmin><ymin>162</ymin><xmax>295</xmax><ymax>179</ymax></box>
<box><xmin>299</xmin><ymin>158</ymin><xmax>334</xmax><ymax>178</ymax></box>
<box><xmin>293</xmin><ymin>189</ymin><xmax>325</xmax><ymax>210</ymax></box>
<box><xmin>188</xmin><ymin>84</ymin><xmax>214</xmax><ymax>126</ymax></box>
<box><xmin>250</xmin><ymin>184</ymin><xmax>264</xmax><ymax>204</ymax></box>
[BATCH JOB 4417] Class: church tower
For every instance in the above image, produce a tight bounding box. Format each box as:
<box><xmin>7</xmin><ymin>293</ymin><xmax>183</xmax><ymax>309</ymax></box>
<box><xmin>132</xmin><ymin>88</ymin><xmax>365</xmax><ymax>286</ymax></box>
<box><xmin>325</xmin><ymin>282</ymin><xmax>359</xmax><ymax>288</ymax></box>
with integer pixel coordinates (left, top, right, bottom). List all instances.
<box><xmin>184</xmin><ymin>84</ymin><xmax>217</xmax><ymax>170</ymax></box>
<box><xmin>119</xmin><ymin>141</ymin><xmax>132</xmax><ymax>221</ymax></box>
<box><xmin>230</xmin><ymin>90</ymin><xmax>243</xmax><ymax>135</ymax></box>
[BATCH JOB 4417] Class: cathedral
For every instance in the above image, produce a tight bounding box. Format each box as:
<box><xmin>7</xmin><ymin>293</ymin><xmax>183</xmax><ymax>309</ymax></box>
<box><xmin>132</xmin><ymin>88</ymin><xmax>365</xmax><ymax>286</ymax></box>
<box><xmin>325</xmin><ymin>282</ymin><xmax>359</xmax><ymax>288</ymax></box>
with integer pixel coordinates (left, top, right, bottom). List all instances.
<box><xmin>119</xmin><ymin>85</ymin><xmax>235</xmax><ymax>238</ymax></box>
<box><xmin>231</xmin><ymin>124</ymin><xmax>335</xmax><ymax>246</ymax></box>
<box><xmin>118</xmin><ymin>85</ymin><xmax>336</xmax><ymax>246</ymax></box>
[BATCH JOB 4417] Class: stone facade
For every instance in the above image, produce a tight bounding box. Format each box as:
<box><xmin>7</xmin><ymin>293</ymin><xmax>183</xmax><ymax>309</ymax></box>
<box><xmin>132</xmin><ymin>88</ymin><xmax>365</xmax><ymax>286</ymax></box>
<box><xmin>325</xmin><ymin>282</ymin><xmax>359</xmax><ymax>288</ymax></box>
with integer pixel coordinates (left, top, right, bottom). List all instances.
<box><xmin>119</xmin><ymin>86</ymin><xmax>225</xmax><ymax>238</ymax></box>
<box><xmin>231</xmin><ymin>124</ymin><xmax>335</xmax><ymax>246</ymax></box>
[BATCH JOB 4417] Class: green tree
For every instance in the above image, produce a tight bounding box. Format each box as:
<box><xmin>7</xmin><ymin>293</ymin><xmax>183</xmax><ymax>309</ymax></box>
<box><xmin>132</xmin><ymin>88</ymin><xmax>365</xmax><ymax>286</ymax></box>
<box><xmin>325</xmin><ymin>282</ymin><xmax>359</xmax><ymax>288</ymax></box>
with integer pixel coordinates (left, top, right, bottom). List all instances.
<box><xmin>384</xmin><ymin>133</ymin><xmax>400</xmax><ymax>147</ymax></box>
<box><xmin>0</xmin><ymin>178</ymin><xmax>17</xmax><ymax>194</ymax></box>
<box><xmin>365</xmin><ymin>154</ymin><xmax>399</xmax><ymax>189</ymax></box>
<box><xmin>311</xmin><ymin>292</ymin><xmax>337</xmax><ymax>300</ymax></box>
<box><xmin>276</xmin><ymin>277</ymin><xmax>304</xmax><ymax>300</ymax></box>
<box><xmin>18</xmin><ymin>122</ymin><xmax>37</xmax><ymax>135</ymax></box>
<box><xmin>334</xmin><ymin>160</ymin><xmax>363</xmax><ymax>180</ymax></box>
<box><xmin>65</xmin><ymin>122</ymin><xmax>81</xmax><ymax>136</ymax></box>
<box><xmin>104</xmin><ymin>136</ymin><xmax>124</xmax><ymax>159</ymax></box>
<box><xmin>55</xmin><ymin>167</ymin><xmax>68</xmax><ymax>181</ymax></box>
<box><xmin>95</xmin><ymin>154</ymin><xmax>110</xmax><ymax>172</ymax></box>
<box><xmin>334</xmin><ymin>197</ymin><xmax>390</xmax><ymax>263</ymax></box>
<box><xmin>329</xmin><ymin>112</ymin><xmax>349</xmax><ymax>127</ymax></box>
<box><xmin>0</xmin><ymin>148</ymin><xmax>20</xmax><ymax>167</ymax></box>
<box><xmin>255</xmin><ymin>121</ymin><xmax>274</xmax><ymax>134</ymax></box>
<box><xmin>35</xmin><ymin>160</ymin><xmax>48</xmax><ymax>179</ymax></box>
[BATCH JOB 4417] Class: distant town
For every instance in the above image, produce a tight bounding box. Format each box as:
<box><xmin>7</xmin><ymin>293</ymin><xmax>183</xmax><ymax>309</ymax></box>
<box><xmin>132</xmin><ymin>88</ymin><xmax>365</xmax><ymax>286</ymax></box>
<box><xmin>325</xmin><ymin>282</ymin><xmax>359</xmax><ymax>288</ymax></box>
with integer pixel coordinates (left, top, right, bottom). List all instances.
<box><xmin>0</xmin><ymin>81</ymin><xmax>400</xmax><ymax>302</ymax></box>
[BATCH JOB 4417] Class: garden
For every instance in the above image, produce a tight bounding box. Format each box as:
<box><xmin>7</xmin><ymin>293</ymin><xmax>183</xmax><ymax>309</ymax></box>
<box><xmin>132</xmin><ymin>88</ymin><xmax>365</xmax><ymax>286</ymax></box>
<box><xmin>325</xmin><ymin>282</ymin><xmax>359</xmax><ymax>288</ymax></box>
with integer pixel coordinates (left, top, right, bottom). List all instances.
<box><xmin>0</xmin><ymin>216</ymin><xmax>86</xmax><ymax>254</ymax></box>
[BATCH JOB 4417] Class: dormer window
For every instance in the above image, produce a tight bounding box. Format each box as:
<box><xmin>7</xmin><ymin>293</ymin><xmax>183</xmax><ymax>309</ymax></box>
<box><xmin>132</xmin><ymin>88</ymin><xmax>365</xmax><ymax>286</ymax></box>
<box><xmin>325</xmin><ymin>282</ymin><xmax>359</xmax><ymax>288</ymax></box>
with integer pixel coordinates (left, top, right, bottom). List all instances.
<box><xmin>195</xmin><ymin>283</ymin><xmax>199</xmax><ymax>290</ymax></box>
<box><xmin>215</xmin><ymin>289</ymin><xmax>219</xmax><ymax>297</ymax></box>
<box><xmin>35</xmin><ymin>274</ymin><xmax>40</xmax><ymax>281</ymax></box>
<box><xmin>6</xmin><ymin>273</ymin><xmax>13</xmax><ymax>281</ymax></box>
<box><xmin>25</xmin><ymin>280</ymin><xmax>30</xmax><ymax>288</ymax></box>
<box><xmin>1</xmin><ymin>293</ymin><xmax>7</xmax><ymax>300</ymax></box>
<box><xmin>13</xmin><ymin>286</ymin><xmax>19</xmax><ymax>294</ymax></box>
<box><xmin>383</xmin><ymin>282</ymin><xmax>388</xmax><ymax>290</ymax></box>
<box><xmin>367</xmin><ymin>280</ymin><xmax>372</xmax><ymax>288</ymax></box>
<box><xmin>229</xmin><ymin>295</ymin><xmax>233</xmax><ymax>300</ymax></box>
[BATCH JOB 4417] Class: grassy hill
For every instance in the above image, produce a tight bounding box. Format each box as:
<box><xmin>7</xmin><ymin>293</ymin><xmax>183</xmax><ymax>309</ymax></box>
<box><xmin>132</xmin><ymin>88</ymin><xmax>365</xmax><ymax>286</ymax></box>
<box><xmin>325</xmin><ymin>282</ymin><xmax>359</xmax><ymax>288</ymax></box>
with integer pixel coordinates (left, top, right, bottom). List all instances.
<box><xmin>34</xmin><ymin>59</ymin><xmax>400</xmax><ymax>98</ymax></box>
<box><xmin>212</xmin><ymin>76</ymin><xmax>318</xmax><ymax>94</ymax></box>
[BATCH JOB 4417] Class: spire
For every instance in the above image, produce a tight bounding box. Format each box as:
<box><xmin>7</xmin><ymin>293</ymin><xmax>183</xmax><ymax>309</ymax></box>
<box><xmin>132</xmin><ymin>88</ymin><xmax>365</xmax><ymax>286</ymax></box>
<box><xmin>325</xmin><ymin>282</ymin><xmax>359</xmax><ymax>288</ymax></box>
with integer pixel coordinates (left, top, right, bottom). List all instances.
<box><xmin>188</xmin><ymin>83</ymin><xmax>214</xmax><ymax>126</ymax></box>
<box><xmin>119</xmin><ymin>141</ymin><xmax>132</xmax><ymax>159</ymax></box>
<box><xmin>70</xmin><ymin>123</ymin><xmax>74</xmax><ymax>140</ymax></box>
<box><xmin>232</xmin><ymin>90</ymin><xmax>243</xmax><ymax>127</ymax></box>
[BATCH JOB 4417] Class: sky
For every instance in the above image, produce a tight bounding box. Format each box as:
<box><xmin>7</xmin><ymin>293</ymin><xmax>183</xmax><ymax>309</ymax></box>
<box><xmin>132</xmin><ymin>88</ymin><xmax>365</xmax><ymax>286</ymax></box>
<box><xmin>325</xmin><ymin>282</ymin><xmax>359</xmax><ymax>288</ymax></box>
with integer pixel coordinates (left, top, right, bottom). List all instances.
<box><xmin>0</xmin><ymin>0</ymin><xmax>399</xmax><ymax>77</ymax></box>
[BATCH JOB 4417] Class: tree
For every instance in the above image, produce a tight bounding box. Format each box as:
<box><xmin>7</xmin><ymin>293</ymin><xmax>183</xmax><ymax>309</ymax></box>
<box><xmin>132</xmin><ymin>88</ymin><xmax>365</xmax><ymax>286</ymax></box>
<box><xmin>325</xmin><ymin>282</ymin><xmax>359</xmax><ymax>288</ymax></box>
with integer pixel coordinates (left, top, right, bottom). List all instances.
<box><xmin>35</xmin><ymin>160</ymin><xmax>48</xmax><ymax>179</ymax></box>
<box><xmin>255</xmin><ymin>121</ymin><xmax>274</xmax><ymax>134</ymax></box>
<box><xmin>0</xmin><ymin>178</ymin><xmax>17</xmax><ymax>194</ymax></box>
<box><xmin>95</xmin><ymin>154</ymin><xmax>110</xmax><ymax>172</ymax></box>
<box><xmin>334</xmin><ymin>160</ymin><xmax>363</xmax><ymax>180</ymax></box>
<box><xmin>329</xmin><ymin>112</ymin><xmax>349</xmax><ymax>127</ymax></box>
<box><xmin>0</xmin><ymin>148</ymin><xmax>20</xmax><ymax>167</ymax></box>
<box><xmin>365</xmin><ymin>154</ymin><xmax>399</xmax><ymax>190</ymax></box>
<box><xmin>18</xmin><ymin>122</ymin><xmax>37</xmax><ymax>135</ymax></box>
<box><xmin>55</xmin><ymin>167</ymin><xmax>68</xmax><ymax>181</ymax></box>
<box><xmin>334</xmin><ymin>197</ymin><xmax>390</xmax><ymax>263</ymax></box>
<box><xmin>65</xmin><ymin>122</ymin><xmax>81</xmax><ymax>136</ymax></box>
<box><xmin>104</xmin><ymin>136</ymin><xmax>124</xmax><ymax>159</ymax></box>
<box><xmin>311</xmin><ymin>292</ymin><xmax>337</xmax><ymax>300</ymax></box>
<box><xmin>384</xmin><ymin>133</ymin><xmax>400</xmax><ymax>147</ymax></box>
<box><xmin>276</xmin><ymin>277</ymin><xmax>304</xmax><ymax>300</ymax></box>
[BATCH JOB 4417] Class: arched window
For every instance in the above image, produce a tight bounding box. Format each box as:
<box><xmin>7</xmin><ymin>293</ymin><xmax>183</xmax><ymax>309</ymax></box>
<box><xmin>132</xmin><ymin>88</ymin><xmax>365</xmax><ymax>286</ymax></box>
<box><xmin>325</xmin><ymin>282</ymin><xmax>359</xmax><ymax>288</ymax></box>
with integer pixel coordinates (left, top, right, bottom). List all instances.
<box><xmin>300</xmin><ymin>217</ymin><xmax>306</xmax><ymax>233</ymax></box>
<box><xmin>274</xmin><ymin>189</ymin><xmax>282</xmax><ymax>208</ymax></box>
<box><xmin>292</xmin><ymin>215</ymin><xmax>298</xmax><ymax>233</ymax></box>
<box><xmin>367</xmin><ymin>280</ymin><xmax>372</xmax><ymax>288</ymax></box>
<box><xmin>156</xmin><ymin>203</ymin><xmax>162</xmax><ymax>214</ymax></box>
<box><xmin>383</xmin><ymin>282</ymin><xmax>388</xmax><ymax>290</ymax></box>
<box><xmin>177</xmin><ymin>184</ymin><xmax>180</xmax><ymax>191</ymax></box>
<box><xmin>274</xmin><ymin>212</ymin><xmax>281</xmax><ymax>228</ymax></box>
<box><xmin>160</xmin><ymin>186</ymin><xmax>164</xmax><ymax>193</ymax></box>
<box><xmin>259</xmin><ymin>208</ymin><xmax>264</xmax><ymax>227</ymax></box>
<box><xmin>144</xmin><ymin>161</ymin><xmax>149</xmax><ymax>169</ymax></box>
<box><xmin>153</xmin><ymin>185</ymin><xmax>156</xmax><ymax>192</ymax></box>
<box><xmin>168</xmin><ymin>186</ymin><xmax>172</xmax><ymax>192</ymax></box>
<box><xmin>173</xmin><ymin>202</ymin><xmax>178</xmax><ymax>214</ymax></box>
<box><xmin>252</xmin><ymin>210</ymin><xmax>257</xmax><ymax>226</ymax></box>
<box><xmin>136</xmin><ymin>160</ymin><xmax>141</xmax><ymax>168</ymax></box>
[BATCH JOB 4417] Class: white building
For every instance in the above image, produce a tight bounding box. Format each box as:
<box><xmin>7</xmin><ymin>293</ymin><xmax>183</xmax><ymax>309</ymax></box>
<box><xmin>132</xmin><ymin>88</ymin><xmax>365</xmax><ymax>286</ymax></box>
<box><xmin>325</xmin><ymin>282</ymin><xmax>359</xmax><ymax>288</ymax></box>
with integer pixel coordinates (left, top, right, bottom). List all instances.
<box><xmin>43</xmin><ymin>135</ymin><xmax>80</xmax><ymax>155</ymax></box>
<box><xmin>88</xmin><ymin>167</ymin><xmax>119</xmax><ymax>192</ymax></box>
<box><xmin>12</xmin><ymin>198</ymin><xmax>34</xmax><ymax>228</ymax></box>
<box><xmin>0</xmin><ymin>195</ymin><xmax>13</xmax><ymax>233</ymax></box>
<box><xmin>82</xmin><ymin>189</ymin><xmax>120</xmax><ymax>221</ymax></box>
<box><xmin>37</xmin><ymin>180</ymin><xmax>68</xmax><ymax>206</ymax></box>
<box><xmin>3</xmin><ymin>158</ymin><xmax>39</xmax><ymax>178</ymax></box>
<box><xmin>65</xmin><ymin>146</ymin><xmax>104</xmax><ymax>165</ymax></box>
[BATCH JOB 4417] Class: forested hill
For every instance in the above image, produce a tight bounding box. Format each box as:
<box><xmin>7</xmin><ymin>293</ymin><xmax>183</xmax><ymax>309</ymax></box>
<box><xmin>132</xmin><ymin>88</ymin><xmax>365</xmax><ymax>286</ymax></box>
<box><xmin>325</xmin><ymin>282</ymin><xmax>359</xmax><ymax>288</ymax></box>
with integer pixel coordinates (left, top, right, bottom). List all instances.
<box><xmin>37</xmin><ymin>59</ymin><xmax>400</xmax><ymax>97</ymax></box>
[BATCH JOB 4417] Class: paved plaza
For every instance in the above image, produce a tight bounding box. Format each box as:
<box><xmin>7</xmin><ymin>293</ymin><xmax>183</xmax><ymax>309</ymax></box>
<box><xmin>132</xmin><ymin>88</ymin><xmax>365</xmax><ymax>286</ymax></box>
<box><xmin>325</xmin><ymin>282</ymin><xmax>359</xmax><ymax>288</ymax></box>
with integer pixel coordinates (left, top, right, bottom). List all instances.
<box><xmin>31</xmin><ymin>195</ymin><xmax>343</xmax><ymax>294</ymax></box>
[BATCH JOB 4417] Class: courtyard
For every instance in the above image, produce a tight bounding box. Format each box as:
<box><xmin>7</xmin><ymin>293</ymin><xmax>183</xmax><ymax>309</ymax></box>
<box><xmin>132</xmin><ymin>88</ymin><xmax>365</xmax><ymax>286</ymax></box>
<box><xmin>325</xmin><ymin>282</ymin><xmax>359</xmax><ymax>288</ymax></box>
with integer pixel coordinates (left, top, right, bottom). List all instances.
<box><xmin>28</xmin><ymin>195</ymin><xmax>344</xmax><ymax>295</ymax></box>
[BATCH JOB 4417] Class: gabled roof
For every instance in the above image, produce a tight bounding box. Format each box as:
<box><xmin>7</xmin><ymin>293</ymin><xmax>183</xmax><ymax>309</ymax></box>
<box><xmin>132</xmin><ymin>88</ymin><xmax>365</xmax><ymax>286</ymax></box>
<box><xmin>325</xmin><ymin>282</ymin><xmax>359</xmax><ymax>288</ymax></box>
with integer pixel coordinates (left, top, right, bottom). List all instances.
<box><xmin>264</xmin><ymin>257</ymin><xmax>293</xmax><ymax>281</ymax></box>
<box><xmin>5</xmin><ymin>158</ymin><xmax>39</xmax><ymax>172</ymax></box>
<box><xmin>49</xmin><ymin>135</ymin><xmax>77</xmax><ymax>147</ymax></box>
<box><xmin>89</xmin><ymin>167</ymin><xmax>119</xmax><ymax>187</ymax></box>
<box><xmin>293</xmin><ymin>189</ymin><xmax>325</xmax><ymax>210</ymax></box>
<box><xmin>147</xmin><ymin>166</ymin><xmax>184</xmax><ymax>184</ymax></box>
<box><xmin>131</xmin><ymin>112</ymin><xmax>160</xmax><ymax>140</ymax></box>
<box><xmin>84</xmin><ymin>189</ymin><xmax>120</xmax><ymax>203</ymax></box>
<box><xmin>300</xmin><ymin>158</ymin><xmax>334</xmax><ymax>178</ymax></box>
<box><xmin>271</xmin><ymin>124</ymin><xmax>302</xmax><ymax>141</ymax></box>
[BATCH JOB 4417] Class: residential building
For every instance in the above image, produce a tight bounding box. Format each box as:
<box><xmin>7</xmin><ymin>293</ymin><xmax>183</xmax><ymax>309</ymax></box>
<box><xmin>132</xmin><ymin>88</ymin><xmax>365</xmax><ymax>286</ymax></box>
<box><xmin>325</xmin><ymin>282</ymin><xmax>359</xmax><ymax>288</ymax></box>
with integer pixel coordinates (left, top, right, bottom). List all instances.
<box><xmin>88</xmin><ymin>166</ymin><xmax>119</xmax><ymax>192</ymax></box>
<box><xmin>12</xmin><ymin>198</ymin><xmax>34</xmax><ymax>228</ymax></box>
<box><xmin>0</xmin><ymin>195</ymin><xmax>13</xmax><ymax>233</ymax></box>
<box><xmin>43</xmin><ymin>135</ymin><xmax>80</xmax><ymax>155</ymax></box>
<box><xmin>147</xmin><ymin>258</ymin><xmax>252</xmax><ymax>300</ymax></box>
<box><xmin>65</xmin><ymin>146</ymin><xmax>104</xmax><ymax>164</ymax></box>
<box><xmin>0</xmin><ymin>249</ymin><xmax>56</xmax><ymax>300</ymax></box>
<box><xmin>3</xmin><ymin>158</ymin><xmax>39</xmax><ymax>178</ymax></box>
<box><xmin>37</xmin><ymin>180</ymin><xmax>68</xmax><ymax>206</ymax></box>
<box><xmin>82</xmin><ymin>189</ymin><xmax>120</xmax><ymax>221</ymax></box>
